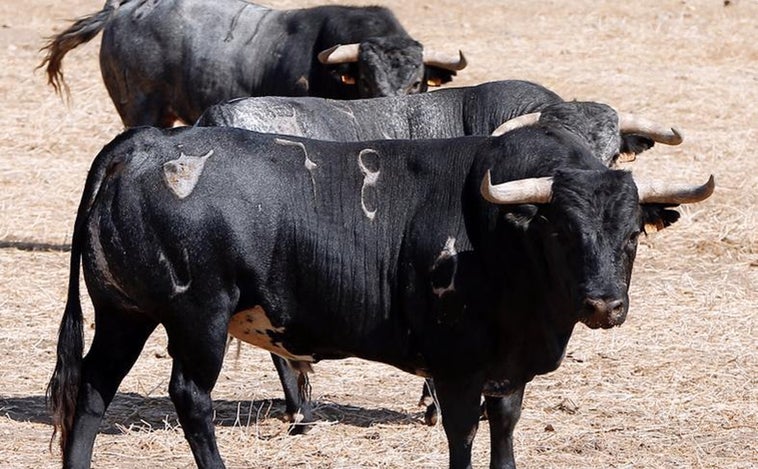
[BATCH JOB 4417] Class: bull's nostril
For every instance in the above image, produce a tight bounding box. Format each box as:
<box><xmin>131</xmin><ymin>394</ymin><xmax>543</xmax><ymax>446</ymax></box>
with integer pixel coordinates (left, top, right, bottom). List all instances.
<box><xmin>608</xmin><ymin>299</ymin><xmax>624</xmax><ymax>316</ymax></box>
<box><xmin>584</xmin><ymin>298</ymin><xmax>624</xmax><ymax>316</ymax></box>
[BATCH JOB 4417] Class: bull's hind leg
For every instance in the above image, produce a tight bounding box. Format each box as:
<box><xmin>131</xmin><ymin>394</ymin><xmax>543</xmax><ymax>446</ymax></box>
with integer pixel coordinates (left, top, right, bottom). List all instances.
<box><xmin>270</xmin><ymin>353</ymin><xmax>314</xmax><ymax>434</ymax></box>
<box><xmin>111</xmin><ymin>87</ymin><xmax>179</xmax><ymax>127</ymax></box>
<box><xmin>419</xmin><ymin>378</ymin><xmax>439</xmax><ymax>426</ymax></box>
<box><xmin>164</xmin><ymin>297</ymin><xmax>232</xmax><ymax>469</ymax></box>
<box><xmin>65</xmin><ymin>306</ymin><xmax>157</xmax><ymax>468</ymax></box>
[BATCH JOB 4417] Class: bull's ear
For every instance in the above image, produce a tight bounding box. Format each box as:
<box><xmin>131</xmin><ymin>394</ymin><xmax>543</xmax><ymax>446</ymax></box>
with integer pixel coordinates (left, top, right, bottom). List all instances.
<box><xmin>641</xmin><ymin>205</ymin><xmax>681</xmax><ymax>233</ymax></box>
<box><xmin>425</xmin><ymin>67</ymin><xmax>456</xmax><ymax>87</ymax></box>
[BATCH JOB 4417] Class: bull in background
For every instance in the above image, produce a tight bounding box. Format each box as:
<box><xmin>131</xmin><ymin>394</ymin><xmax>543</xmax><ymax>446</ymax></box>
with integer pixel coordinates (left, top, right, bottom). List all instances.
<box><xmin>197</xmin><ymin>79</ymin><xmax>686</xmax><ymax>429</ymax></box>
<box><xmin>48</xmin><ymin>124</ymin><xmax>713</xmax><ymax>468</ymax></box>
<box><xmin>198</xmin><ymin>80</ymin><xmax>683</xmax><ymax>168</ymax></box>
<box><xmin>41</xmin><ymin>0</ymin><xmax>466</xmax><ymax>127</ymax></box>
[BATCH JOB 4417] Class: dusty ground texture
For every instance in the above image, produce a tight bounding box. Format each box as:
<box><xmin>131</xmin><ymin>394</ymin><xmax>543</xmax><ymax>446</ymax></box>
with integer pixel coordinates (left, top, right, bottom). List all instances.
<box><xmin>0</xmin><ymin>0</ymin><xmax>756</xmax><ymax>467</ymax></box>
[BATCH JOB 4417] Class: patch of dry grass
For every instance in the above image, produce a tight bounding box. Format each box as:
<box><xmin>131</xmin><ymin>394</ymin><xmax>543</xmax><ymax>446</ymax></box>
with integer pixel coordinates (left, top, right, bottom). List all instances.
<box><xmin>0</xmin><ymin>0</ymin><xmax>756</xmax><ymax>468</ymax></box>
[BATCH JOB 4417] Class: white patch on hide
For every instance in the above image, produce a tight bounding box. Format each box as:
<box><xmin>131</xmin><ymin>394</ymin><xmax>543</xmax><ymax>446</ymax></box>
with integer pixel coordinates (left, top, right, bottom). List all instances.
<box><xmin>162</xmin><ymin>150</ymin><xmax>213</xmax><ymax>199</ymax></box>
<box><xmin>275</xmin><ymin>138</ymin><xmax>317</xmax><ymax>200</ymax></box>
<box><xmin>158</xmin><ymin>248</ymin><xmax>191</xmax><ymax>297</ymax></box>
<box><xmin>228</xmin><ymin>306</ymin><xmax>315</xmax><ymax>368</ymax></box>
<box><xmin>432</xmin><ymin>236</ymin><xmax>458</xmax><ymax>297</ymax></box>
<box><xmin>358</xmin><ymin>148</ymin><xmax>380</xmax><ymax>220</ymax></box>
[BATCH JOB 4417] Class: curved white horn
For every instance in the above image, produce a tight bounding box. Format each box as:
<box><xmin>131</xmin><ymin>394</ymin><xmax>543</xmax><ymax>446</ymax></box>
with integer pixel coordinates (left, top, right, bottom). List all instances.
<box><xmin>317</xmin><ymin>44</ymin><xmax>360</xmax><ymax>65</ymax></box>
<box><xmin>422</xmin><ymin>50</ymin><xmax>467</xmax><ymax>71</ymax></box>
<box><xmin>480</xmin><ymin>170</ymin><xmax>553</xmax><ymax>205</ymax></box>
<box><xmin>636</xmin><ymin>175</ymin><xmax>715</xmax><ymax>204</ymax></box>
<box><xmin>618</xmin><ymin>113</ymin><xmax>684</xmax><ymax>145</ymax></box>
<box><xmin>491</xmin><ymin>112</ymin><xmax>542</xmax><ymax>136</ymax></box>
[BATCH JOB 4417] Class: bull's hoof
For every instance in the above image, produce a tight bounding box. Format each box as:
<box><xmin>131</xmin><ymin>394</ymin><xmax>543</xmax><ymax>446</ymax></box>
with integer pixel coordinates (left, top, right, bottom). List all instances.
<box><xmin>424</xmin><ymin>405</ymin><xmax>438</xmax><ymax>426</ymax></box>
<box><xmin>287</xmin><ymin>421</ymin><xmax>313</xmax><ymax>435</ymax></box>
<box><xmin>284</xmin><ymin>411</ymin><xmax>314</xmax><ymax>435</ymax></box>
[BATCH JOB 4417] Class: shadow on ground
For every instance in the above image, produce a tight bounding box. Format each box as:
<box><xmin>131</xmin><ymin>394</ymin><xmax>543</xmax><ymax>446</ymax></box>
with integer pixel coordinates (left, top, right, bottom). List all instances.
<box><xmin>0</xmin><ymin>392</ymin><xmax>423</xmax><ymax>434</ymax></box>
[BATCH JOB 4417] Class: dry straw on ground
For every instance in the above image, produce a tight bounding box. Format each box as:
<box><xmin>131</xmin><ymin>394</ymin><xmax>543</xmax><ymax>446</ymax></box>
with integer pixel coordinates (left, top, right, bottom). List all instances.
<box><xmin>1</xmin><ymin>0</ymin><xmax>756</xmax><ymax>468</ymax></box>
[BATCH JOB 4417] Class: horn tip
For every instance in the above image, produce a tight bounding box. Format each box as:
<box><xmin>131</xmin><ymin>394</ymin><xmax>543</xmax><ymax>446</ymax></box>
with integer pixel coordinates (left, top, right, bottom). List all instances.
<box><xmin>458</xmin><ymin>50</ymin><xmax>468</xmax><ymax>69</ymax></box>
<box><xmin>704</xmin><ymin>174</ymin><xmax>716</xmax><ymax>196</ymax></box>
<box><xmin>669</xmin><ymin>127</ymin><xmax>684</xmax><ymax>145</ymax></box>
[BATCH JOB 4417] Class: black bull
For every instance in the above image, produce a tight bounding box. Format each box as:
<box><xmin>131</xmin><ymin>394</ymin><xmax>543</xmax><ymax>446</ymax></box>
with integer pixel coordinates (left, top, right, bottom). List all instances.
<box><xmin>41</xmin><ymin>0</ymin><xmax>466</xmax><ymax>127</ymax></box>
<box><xmin>197</xmin><ymin>79</ymin><xmax>687</xmax><ymax>428</ymax></box>
<box><xmin>48</xmin><ymin>125</ymin><xmax>713</xmax><ymax>468</ymax></box>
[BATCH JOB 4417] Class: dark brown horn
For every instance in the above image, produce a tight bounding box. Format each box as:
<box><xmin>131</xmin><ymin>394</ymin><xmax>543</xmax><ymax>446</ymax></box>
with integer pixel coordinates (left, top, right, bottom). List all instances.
<box><xmin>636</xmin><ymin>175</ymin><xmax>715</xmax><ymax>204</ymax></box>
<box><xmin>618</xmin><ymin>113</ymin><xmax>684</xmax><ymax>145</ymax></box>
<box><xmin>422</xmin><ymin>50</ymin><xmax>467</xmax><ymax>71</ymax></box>
<box><xmin>491</xmin><ymin>113</ymin><xmax>542</xmax><ymax>136</ymax></box>
<box><xmin>480</xmin><ymin>170</ymin><xmax>553</xmax><ymax>205</ymax></box>
<box><xmin>317</xmin><ymin>44</ymin><xmax>360</xmax><ymax>64</ymax></box>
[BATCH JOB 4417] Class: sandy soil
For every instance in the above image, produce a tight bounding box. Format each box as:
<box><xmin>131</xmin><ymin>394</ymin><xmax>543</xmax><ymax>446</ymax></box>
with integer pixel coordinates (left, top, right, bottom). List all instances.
<box><xmin>0</xmin><ymin>0</ymin><xmax>756</xmax><ymax>467</ymax></box>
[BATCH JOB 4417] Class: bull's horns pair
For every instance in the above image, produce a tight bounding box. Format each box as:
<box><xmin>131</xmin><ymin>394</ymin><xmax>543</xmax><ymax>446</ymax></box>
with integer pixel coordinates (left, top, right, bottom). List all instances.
<box><xmin>490</xmin><ymin>111</ymin><xmax>684</xmax><ymax>146</ymax></box>
<box><xmin>480</xmin><ymin>170</ymin><xmax>715</xmax><ymax>206</ymax></box>
<box><xmin>318</xmin><ymin>44</ymin><xmax>467</xmax><ymax>71</ymax></box>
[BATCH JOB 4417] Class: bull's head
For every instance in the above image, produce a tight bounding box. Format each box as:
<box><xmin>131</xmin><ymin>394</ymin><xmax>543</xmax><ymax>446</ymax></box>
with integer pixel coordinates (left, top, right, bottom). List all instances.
<box><xmin>480</xmin><ymin>169</ymin><xmax>714</xmax><ymax>329</ymax></box>
<box><xmin>317</xmin><ymin>36</ymin><xmax>466</xmax><ymax>97</ymax></box>
<box><xmin>491</xmin><ymin>102</ymin><xmax>683</xmax><ymax>167</ymax></box>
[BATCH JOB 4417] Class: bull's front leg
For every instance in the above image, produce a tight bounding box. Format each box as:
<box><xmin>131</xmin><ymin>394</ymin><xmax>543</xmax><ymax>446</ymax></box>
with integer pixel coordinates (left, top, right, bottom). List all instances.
<box><xmin>484</xmin><ymin>385</ymin><xmax>525</xmax><ymax>469</ymax></box>
<box><xmin>434</xmin><ymin>373</ymin><xmax>486</xmax><ymax>469</ymax></box>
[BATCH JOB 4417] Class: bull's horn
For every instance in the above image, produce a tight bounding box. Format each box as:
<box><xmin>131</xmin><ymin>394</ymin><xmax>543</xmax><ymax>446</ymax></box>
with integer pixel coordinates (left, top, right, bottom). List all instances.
<box><xmin>422</xmin><ymin>50</ymin><xmax>467</xmax><ymax>71</ymax></box>
<box><xmin>491</xmin><ymin>112</ymin><xmax>542</xmax><ymax>136</ymax></box>
<box><xmin>636</xmin><ymin>175</ymin><xmax>715</xmax><ymax>204</ymax></box>
<box><xmin>618</xmin><ymin>113</ymin><xmax>684</xmax><ymax>145</ymax></box>
<box><xmin>317</xmin><ymin>44</ymin><xmax>360</xmax><ymax>64</ymax></box>
<box><xmin>480</xmin><ymin>170</ymin><xmax>553</xmax><ymax>205</ymax></box>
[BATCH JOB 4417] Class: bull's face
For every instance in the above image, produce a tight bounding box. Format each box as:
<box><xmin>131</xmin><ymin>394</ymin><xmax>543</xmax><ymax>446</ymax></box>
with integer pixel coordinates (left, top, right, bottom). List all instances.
<box><xmin>356</xmin><ymin>36</ymin><xmax>426</xmax><ymax>97</ymax></box>
<box><xmin>540</xmin><ymin>170</ymin><xmax>642</xmax><ymax>329</ymax></box>
<box><xmin>317</xmin><ymin>38</ymin><xmax>466</xmax><ymax>98</ymax></box>
<box><xmin>481</xmin><ymin>168</ymin><xmax>712</xmax><ymax>330</ymax></box>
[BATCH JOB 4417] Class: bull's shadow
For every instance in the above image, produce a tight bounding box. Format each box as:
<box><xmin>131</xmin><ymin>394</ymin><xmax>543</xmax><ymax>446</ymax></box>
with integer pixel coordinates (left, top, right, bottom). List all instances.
<box><xmin>0</xmin><ymin>393</ymin><xmax>421</xmax><ymax>434</ymax></box>
<box><xmin>0</xmin><ymin>238</ymin><xmax>71</xmax><ymax>252</ymax></box>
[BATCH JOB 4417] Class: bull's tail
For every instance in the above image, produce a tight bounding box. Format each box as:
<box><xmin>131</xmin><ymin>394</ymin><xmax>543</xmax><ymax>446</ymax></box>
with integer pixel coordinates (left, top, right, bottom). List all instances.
<box><xmin>46</xmin><ymin>133</ymin><xmax>126</xmax><ymax>455</ymax></box>
<box><xmin>39</xmin><ymin>0</ymin><xmax>122</xmax><ymax>98</ymax></box>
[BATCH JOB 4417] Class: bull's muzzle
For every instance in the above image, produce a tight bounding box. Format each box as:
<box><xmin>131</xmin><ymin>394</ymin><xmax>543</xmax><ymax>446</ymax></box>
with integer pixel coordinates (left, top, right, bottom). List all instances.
<box><xmin>580</xmin><ymin>297</ymin><xmax>627</xmax><ymax>329</ymax></box>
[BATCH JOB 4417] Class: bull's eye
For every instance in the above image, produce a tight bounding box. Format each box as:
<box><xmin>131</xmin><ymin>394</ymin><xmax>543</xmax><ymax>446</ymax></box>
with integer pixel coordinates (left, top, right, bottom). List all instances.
<box><xmin>625</xmin><ymin>231</ymin><xmax>640</xmax><ymax>251</ymax></box>
<box><xmin>340</xmin><ymin>74</ymin><xmax>356</xmax><ymax>85</ymax></box>
<box><xmin>411</xmin><ymin>81</ymin><xmax>421</xmax><ymax>90</ymax></box>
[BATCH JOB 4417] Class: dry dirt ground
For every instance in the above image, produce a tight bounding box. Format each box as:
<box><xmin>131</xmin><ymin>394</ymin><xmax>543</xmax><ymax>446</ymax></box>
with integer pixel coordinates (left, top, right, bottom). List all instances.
<box><xmin>0</xmin><ymin>0</ymin><xmax>756</xmax><ymax>467</ymax></box>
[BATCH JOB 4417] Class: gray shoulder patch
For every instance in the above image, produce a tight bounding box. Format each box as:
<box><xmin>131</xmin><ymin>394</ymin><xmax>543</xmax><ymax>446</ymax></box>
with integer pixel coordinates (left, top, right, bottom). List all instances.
<box><xmin>163</xmin><ymin>150</ymin><xmax>213</xmax><ymax>199</ymax></box>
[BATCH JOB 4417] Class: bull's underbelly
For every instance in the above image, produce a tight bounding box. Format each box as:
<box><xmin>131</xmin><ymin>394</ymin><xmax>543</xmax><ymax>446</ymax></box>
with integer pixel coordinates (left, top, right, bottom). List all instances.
<box><xmin>228</xmin><ymin>306</ymin><xmax>315</xmax><ymax>365</ymax></box>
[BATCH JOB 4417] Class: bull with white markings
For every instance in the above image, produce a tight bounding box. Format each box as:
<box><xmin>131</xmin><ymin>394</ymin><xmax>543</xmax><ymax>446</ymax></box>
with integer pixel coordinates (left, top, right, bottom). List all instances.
<box><xmin>49</xmin><ymin>124</ymin><xmax>712</xmax><ymax>468</ymax></box>
<box><xmin>197</xmin><ymin>79</ymin><xmax>686</xmax><ymax>429</ymax></box>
